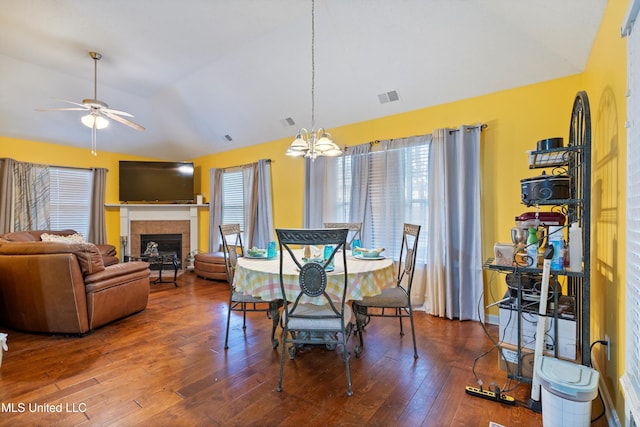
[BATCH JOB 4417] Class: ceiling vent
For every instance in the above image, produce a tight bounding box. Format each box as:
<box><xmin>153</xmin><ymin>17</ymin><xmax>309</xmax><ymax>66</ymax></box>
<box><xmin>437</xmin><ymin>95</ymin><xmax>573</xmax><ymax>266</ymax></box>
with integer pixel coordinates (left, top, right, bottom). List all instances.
<box><xmin>378</xmin><ymin>90</ymin><xmax>400</xmax><ymax>104</ymax></box>
<box><xmin>280</xmin><ymin>117</ymin><xmax>296</xmax><ymax>127</ymax></box>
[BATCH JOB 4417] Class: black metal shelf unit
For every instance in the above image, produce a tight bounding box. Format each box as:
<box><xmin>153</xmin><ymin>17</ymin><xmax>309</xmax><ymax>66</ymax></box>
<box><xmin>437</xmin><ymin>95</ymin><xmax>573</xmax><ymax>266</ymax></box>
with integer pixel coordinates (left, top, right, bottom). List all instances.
<box><xmin>484</xmin><ymin>91</ymin><xmax>592</xmax><ymax>382</ymax></box>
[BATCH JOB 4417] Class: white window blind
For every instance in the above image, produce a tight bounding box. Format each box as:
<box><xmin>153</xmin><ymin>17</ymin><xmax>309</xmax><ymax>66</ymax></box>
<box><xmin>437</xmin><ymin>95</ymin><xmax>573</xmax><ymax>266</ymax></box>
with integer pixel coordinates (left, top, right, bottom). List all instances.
<box><xmin>324</xmin><ymin>141</ymin><xmax>430</xmax><ymax>261</ymax></box>
<box><xmin>623</xmin><ymin>2</ymin><xmax>640</xmax><ymax>423</ymax></box>
<box><xmin>367</xmin><ymin>144</ymin><xmax>429</xmax><ymax>260</ymax></box>
<box><xmin>49</xmin><ymin>167</ymin><xmax>92</xmax><ymax>239</ymax></box>
<box><xmin>221</xmin><ymin>170</ymin><xmax>245</xmax><ymax>233</ymax></box>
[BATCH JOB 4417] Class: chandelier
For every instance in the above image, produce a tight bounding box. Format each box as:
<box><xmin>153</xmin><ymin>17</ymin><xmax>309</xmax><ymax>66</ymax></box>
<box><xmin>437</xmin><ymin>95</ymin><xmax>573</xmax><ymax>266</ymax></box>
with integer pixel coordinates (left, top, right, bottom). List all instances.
<box><xmin>286</xmin><ymin>0</ymin><xmax>342</xmax><ymax>160</ymax></box>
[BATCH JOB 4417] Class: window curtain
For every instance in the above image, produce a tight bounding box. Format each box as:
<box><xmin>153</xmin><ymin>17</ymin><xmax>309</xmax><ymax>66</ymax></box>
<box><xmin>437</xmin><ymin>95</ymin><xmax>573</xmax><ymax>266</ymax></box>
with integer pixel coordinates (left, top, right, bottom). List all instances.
<box><xmin>88</xmin><ymin>167</ymin><xmax>107</xmax><ymax>244</ymax></box>
<box><xmin>348</xmin><ymin>144</ymin><xmax>370</xmax><ymax>239</ymax></box>
<box><xmin>209</xmin><ymin>168</ymin><xmax>223</xmax><ymax>251</ymax></box>
<box><xmin>13</xmin><ymin>162</ymin><xmax>50</xmax><ymax>231</ymax></box>
<box><xmin>0</xmin><ymin>158</ymin><xmax>15</xmax><ymax>233</ymax></box>
<box><xmin>303</xmin><ymin>156</ymin><xmax>327</xmax><ymax>228</ymax></box>
<box><xmin>241</xmin><ymin>164</ymin><xmax>255</xmax><ymax>244</ymax></box>
<box><xmin>209</xmin><ymin>161</ymin><xmax>274</xmax><ymax>250</ymax></box>
<box><xmin>250</xmin><ymin>159</ymin><xmax>274</xmax><ymax>248</ymax></box>
<box><xmin>423</xmin><ymin>126</ymin><xmax>483</xmax><ymax>321</ymax></box>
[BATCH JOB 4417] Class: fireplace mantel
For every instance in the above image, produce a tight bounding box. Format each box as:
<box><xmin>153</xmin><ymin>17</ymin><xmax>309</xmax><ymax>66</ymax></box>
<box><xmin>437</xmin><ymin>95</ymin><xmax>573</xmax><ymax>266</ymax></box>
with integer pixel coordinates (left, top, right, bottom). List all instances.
<box><xmin>106</xmin><ymin>204</ymin><xmax>208</xmax><ymax>256</ymax></box>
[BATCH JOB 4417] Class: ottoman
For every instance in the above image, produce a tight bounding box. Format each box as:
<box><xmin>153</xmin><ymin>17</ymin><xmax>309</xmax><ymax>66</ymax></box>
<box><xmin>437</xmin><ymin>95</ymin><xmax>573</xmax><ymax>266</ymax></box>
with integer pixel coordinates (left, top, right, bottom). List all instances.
<box><xmin>194</xmin><ymin>251</ymin><xmax>228</xmax><ymax>281</ymax></box>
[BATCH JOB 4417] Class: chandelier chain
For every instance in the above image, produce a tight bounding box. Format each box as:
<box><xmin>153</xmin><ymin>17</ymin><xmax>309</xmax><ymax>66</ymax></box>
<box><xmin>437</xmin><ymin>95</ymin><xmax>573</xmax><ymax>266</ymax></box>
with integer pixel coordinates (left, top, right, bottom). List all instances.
<box><xmin>311</xmin><ymin>0</ymin><xmax>316</xmax><ymax>130</ymax></box>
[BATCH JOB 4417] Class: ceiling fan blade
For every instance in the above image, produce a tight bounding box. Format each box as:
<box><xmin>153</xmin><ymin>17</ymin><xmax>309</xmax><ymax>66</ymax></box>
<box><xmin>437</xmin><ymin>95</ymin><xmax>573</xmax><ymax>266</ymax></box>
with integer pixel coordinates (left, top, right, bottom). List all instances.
<box><xmin>35</xmin><ymin>107</ymin><xmax>87</xmax><ymax>112</ymax></box>
<box><xmin>51</xmin><ymin>98</ymin><xmax>90</xmax><ymax>109</ymax></box>
<box><xmin>102</xmin><ymin>107</ymin><xmax>134</xmax><ymax>117</ymax></box>
<box><xmin>102</xmin><ymin>111</ymin><xmax>145</xmax><ymax>131</ymax></box>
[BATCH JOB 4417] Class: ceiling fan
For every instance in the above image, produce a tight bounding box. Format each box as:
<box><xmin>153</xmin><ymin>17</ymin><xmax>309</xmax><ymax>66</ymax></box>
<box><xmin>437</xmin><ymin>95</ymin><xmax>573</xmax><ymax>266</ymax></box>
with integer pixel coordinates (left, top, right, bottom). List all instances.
<box><xmin>36</xmin><ymin>51</ymin><xmax>145</xmax><ymax>155</ymax></box>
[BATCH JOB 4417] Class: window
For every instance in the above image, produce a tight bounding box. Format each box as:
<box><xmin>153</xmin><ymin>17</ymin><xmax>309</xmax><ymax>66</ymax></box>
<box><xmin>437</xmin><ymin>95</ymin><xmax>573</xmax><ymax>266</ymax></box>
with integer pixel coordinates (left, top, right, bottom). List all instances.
<box><xmin>324</xmin><ymin>139</ymin><xmax>430</xmax><ymax>261</ymax></box>
<box><xmin>221</xmin><ymin>169</ymin><xmax>246</xmax><ymax>238</ymax></box>
<box><xmin>49</xmin><ymin>168</ymin><xmax>93</xmax><ymax>239</ymax></box>
<box><xmin>623</xmin><ymin>2</ymin><xmax>640</xmax><ymax>422</ymax></box>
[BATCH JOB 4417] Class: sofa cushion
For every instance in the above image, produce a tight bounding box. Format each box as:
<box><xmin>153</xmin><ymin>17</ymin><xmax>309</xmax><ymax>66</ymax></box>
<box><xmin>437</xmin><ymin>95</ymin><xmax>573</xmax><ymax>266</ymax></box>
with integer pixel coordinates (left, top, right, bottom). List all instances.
<box><xmin>41</xmin><ymin>232</ymin><xmax>86</xmax><ymax>243</ymax></box>
<box><xmin>0</xmin><ymin>229</ymin><xmax>77</xmax><ymax>242</ymax></box>
<box><xmin>0</xmin><ymin>241</ymin><xmax>105</xmax><ymax>276</ymax></box>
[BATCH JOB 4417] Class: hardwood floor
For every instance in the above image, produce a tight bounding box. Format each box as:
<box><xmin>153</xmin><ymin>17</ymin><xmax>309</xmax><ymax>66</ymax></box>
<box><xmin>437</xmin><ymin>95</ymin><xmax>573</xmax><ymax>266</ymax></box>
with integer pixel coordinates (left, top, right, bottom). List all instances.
<box><xmin>0</xmin><ymin>272</ymin><xmax>607</xmax><ymax>426</ymax></box>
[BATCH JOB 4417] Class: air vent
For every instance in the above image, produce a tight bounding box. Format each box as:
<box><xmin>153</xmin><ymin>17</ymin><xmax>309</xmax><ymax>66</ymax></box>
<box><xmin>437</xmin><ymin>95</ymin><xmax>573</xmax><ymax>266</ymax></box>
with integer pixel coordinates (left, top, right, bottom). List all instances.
<box><xmin>378</xmin><ymin>90</ymin><xmax>400</xmax><ymax>104</ymax></box>
<box><xmin>224</xmin><ymin>134</ymin><xmax>233</xmax><ymax>142</ymax></box>
<box><xmin>280</xmin><ymin>117</ymin><xmax>296</xmax><ymax>127</ymax></box>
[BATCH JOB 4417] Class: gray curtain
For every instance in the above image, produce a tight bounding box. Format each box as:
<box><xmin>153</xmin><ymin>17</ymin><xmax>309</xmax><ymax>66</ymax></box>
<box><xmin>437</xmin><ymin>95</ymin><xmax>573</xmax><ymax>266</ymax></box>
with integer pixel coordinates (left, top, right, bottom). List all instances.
<box><xmin>242</xmin><ymin>164</ymin><xmax>255</xmax><ymax>244</ymax></box>
<box><xmin>209</xmin><ymin>168</ymin><xmax>223</xmax><ymax>252</ymax></box>
<box><xmin>252</xmin><ymin>159</ymin><xmax>274</xmax><ymax>248</ymax></box>
<box><xmin>0</xmin><ymin>158</ymin><xmax>15</xmax><ymax>233</ymax></box>
<box><xmin>424</xmin><ymin>126</ymin><xmax>483</xmax><ymax>321</ymax></box>
<box><xmin>88</xmin><ymin>168</ymin><xmax>107</xmax><ymax>244</ymax></box>
<box><xmin>13</xmin><ymin>162</ymin><xmax>50</xmax><ymax>231</ymax></box>
<box><xmin>348</xmin><ymin>144</ymin><xmax>371</xmax><ymax>241</ymax></box>
<box><xmin>303</xmin><ymin>156</ymin><xmax>326</xmax><ymax>228</ymax></box>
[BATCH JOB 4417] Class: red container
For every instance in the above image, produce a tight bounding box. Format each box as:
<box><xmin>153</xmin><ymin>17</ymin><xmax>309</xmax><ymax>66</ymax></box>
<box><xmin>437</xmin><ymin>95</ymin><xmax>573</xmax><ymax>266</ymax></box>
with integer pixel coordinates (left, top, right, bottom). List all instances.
<box><xmin>515</xmin><ymin>211</ymin><xmax>566</xmax><ymax>226</ymax></box>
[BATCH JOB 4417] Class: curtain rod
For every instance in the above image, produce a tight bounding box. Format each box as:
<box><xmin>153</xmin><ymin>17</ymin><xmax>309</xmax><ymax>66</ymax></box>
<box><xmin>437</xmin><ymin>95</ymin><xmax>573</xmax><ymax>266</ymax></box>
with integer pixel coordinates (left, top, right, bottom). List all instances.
<box><xmin>222</xmin><ymin>158</ymin><xmax>272</xmax><ymax>172</ymax></box>
<box><xmin>363</xmin><ymin>123</ymin><xmax>488</xmax><ymax>146</ymax></box>
<box><xmin>1</xmin><ymin>157</ymin><xmax>106</xmax><ymax>172</ymax></box>
<box><xmin>449</xmin><ymin>123</ymin><xmax>488</xmax><ymax>133</ymax></box>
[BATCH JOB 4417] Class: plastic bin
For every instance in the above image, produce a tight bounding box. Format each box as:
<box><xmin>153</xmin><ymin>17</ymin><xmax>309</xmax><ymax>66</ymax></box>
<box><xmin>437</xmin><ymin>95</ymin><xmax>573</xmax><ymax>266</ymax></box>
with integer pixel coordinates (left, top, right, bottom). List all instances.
<box><xmin>537</xmin><ymin>356</ymin><xmax>599</xmax><ymax>427</ymax></box>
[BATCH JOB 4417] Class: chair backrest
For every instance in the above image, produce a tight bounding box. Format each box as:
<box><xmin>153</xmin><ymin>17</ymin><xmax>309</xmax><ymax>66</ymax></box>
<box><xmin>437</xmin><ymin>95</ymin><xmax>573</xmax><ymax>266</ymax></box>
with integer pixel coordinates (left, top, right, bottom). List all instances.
<box><xmin>219</xmin><ymin>224</ymin><xmax>244</xmax><ymax>285</ymax></box>
<box><xmin>323</xmin><ymin>222</ymin><xmax>362</xmax><ymax>249</ymax></box>
<box><xmin>397</xmin><ymin>223</ymin><xmax>421</xmax><ymax>296</ymax></box>
<box><xmin>276</xmin><ymin>228</ymin><xmax>349</xmax><ymax>316</ymax></box>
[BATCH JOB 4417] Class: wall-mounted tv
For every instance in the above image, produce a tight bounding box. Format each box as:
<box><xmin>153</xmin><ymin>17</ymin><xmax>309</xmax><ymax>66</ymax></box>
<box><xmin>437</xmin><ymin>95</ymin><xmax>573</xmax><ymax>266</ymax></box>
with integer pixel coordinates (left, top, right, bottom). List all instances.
<box><xmin>119</xmin><ymin>161</ymin><xmax>194</xmax><ymax>203</ymax></box>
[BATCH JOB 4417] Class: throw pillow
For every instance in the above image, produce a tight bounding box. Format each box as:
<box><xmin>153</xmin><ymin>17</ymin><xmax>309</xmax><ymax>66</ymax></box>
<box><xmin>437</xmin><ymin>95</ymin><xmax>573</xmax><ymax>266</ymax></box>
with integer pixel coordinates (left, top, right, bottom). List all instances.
<box><xmin>40</xmin><ymin>233</ymin><xmax>86</xmax><ymax>244</ymax></box>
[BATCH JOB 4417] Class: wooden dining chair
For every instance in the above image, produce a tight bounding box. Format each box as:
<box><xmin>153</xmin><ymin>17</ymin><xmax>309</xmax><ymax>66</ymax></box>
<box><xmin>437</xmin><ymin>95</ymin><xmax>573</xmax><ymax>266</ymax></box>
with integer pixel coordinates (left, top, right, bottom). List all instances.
<box><xmin>219</xmin><ymin>224</ymin><xmax>282</xmax><ymax>350</ymax></box>
<box><xmin>275</xmin><ymin>227</ymin><xmax>354</xmax><ymax>396</ymax></box>
<box><xmin>323</xmin><ymin>222</ymin><xmax>362</xmax><ymax>249</ymax></box>
<box><xmin>352</xmin><ymin>223</ymin><xmax>421</xmax><ymax>359</ymax></box>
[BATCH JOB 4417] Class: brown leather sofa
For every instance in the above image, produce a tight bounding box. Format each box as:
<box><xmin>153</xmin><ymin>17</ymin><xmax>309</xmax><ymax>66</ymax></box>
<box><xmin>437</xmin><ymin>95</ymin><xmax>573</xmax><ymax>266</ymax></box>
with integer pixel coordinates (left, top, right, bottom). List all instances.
<box><xmin>0</xmin><ymin>229</ymin><xmax>119</xmax><ymax>266</ymax></box>
<box><xmin>0</xmin><ymin>231</ymin><xmax>150</xmax><ymax>334</ymax></box>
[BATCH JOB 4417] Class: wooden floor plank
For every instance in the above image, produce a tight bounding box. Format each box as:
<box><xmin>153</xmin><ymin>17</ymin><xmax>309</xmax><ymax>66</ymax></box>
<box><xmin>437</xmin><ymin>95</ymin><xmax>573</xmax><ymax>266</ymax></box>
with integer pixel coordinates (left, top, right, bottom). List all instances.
<box><xmin>0</xmin><ymin>272</ymin><xmax>607</xmax><ymax>426</ymax></box>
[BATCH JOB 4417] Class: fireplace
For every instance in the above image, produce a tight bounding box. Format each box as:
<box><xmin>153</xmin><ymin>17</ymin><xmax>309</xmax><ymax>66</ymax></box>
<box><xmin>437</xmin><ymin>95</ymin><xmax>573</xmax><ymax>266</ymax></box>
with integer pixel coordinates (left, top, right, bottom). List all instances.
<box><xmin>140</xmin><ymin>233</ymin><xmax>182</xmax><ymax>269</ymax></box>
<box><xmin>110</xmin><ymin>203</ymin><xmax>206</xmax><ymax>266</ymax></box>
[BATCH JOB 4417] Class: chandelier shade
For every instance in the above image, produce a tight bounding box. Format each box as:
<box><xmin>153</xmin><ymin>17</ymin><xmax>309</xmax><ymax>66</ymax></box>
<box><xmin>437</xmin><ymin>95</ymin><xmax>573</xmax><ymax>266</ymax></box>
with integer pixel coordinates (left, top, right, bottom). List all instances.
<box><xmin>285</xmin><ymin>0</ymin><xmax>342</xmax><ymax>160</ymax></box>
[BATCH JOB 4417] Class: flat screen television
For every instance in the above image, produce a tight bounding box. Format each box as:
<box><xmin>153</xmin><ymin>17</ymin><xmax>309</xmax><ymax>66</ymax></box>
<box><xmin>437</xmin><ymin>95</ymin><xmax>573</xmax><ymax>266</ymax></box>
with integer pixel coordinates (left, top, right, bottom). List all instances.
<box><xmin>119</xmin><ymin>161</ymin><xmax>194</xmax><ymax>203</ymax></box>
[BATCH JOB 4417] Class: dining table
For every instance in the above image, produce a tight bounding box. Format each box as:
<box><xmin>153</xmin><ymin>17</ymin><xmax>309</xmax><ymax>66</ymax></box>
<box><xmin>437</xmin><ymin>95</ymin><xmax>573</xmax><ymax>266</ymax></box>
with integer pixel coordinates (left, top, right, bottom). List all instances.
<box><xmin>233</xmin><ymin>249</ymin><xmax>396</xmax><ymax>305</ymax></box>
<box><xmin>232</xmin><ymin>249</ymin><xmax>396</xmax><ymax>352</ymax></box>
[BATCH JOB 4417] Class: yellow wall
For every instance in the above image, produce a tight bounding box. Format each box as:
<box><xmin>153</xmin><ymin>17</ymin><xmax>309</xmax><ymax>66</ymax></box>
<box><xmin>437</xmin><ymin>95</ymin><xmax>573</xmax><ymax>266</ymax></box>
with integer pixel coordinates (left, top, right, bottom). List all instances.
<box><xmin>194</xmin><ymin>75</ymin><xmax>585</xmax><ymax>304</ymax></box>
<box><xmin>0</xmin><ymin>0</ymin><xmax>629</xmax><ymax>419</ymax></box>
<box><xmin>582</xmin><ymin>0</ymin><xmax>629</xmax><ymax>420</ymax></box>
<box><xmin>0</xmin><ymin>136</ymin><xmax>159</xmax><ymax>251</ymax></box>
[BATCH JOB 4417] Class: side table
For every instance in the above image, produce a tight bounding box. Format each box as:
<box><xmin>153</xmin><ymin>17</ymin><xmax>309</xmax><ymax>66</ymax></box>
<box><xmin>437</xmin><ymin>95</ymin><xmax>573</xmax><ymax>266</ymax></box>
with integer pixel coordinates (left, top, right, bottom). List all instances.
<box><xmin>128</xmin><ymin>253</ymin><xmax>179</xmax><ymax>287</ymax></box>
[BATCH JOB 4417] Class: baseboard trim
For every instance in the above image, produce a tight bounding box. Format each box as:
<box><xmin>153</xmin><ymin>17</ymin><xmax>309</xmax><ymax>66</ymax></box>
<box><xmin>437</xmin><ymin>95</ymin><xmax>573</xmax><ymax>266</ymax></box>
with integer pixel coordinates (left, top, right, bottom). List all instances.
<box><xmin>592</xmin><ymin>357</ymin><xmax>622</xmax><ymax>426</ymax></box>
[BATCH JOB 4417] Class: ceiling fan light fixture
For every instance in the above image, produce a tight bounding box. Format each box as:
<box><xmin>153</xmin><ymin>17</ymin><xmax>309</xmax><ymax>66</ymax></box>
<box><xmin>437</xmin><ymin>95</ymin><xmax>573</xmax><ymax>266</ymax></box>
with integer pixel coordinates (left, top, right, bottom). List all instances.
<box><xmin>81</xmin><ymin>113</ymin><xmax>109</xmax><ymax>130</ymax></box>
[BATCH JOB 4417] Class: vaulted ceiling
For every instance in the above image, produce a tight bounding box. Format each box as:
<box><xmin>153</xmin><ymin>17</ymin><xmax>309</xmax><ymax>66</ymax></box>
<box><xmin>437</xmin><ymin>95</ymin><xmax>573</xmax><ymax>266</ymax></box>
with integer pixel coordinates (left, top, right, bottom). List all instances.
<box><xmin>0</xmin><ymin>0</ymin><xmax>607</xmax><ymax>160</ymax></box>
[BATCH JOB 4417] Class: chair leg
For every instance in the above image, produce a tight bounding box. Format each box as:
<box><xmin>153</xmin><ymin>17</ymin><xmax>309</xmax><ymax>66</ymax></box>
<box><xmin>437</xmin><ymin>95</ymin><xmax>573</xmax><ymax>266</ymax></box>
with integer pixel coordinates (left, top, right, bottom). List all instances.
<box><xmin>352</xmin><ymin>303</ymin><xmax>366</xmax><ymax>357</ymax></box>
<box><xmin>242</xmin><ymin>304</ymin><xmax>247</xmax><ymax>329</ymax></box>
<box><xmin>398</xmin><ymin>308</ymin><xmax>405</xmax><ymax>336</ymax></box>
<box><xmin>268</xmin><ymin>301</ymin><xmax>281</xmax><ymax>349</ymax></box>
<box><xmin>224</xmin><ymin>296</ymin><xmax>234</xmax><ymax>350</ymax></box>
<box><xmin>342</xmin><ymin>331</ymin><xmax>353</xmax><ymax>396</ymax></box>
<box><xmin>277</xmin><ymin>325</ymin><xmax>288</xmax><ymax>392</ymax></box>
<box><xmin>408</xmin><ymin>307</ymin><xmax>418</xmax><ymax>359</ymax></box>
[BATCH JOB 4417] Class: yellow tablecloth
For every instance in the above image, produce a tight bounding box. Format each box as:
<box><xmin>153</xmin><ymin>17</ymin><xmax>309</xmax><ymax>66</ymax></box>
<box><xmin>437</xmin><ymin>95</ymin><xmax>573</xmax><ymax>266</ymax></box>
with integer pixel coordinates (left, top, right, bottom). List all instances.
<box><xmin>233</xmin><ymin>250</ymin><xmax>395</xmax><ymax>305</ymax></box>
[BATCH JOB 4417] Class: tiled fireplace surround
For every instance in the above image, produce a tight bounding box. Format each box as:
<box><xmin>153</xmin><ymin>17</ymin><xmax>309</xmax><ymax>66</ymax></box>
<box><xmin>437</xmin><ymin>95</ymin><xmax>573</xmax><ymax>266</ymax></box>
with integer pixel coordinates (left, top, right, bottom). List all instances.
<box><xmin>114</xmin><ymin>204</ymin><xmax>201</xmax><ymax>264</ymax></box>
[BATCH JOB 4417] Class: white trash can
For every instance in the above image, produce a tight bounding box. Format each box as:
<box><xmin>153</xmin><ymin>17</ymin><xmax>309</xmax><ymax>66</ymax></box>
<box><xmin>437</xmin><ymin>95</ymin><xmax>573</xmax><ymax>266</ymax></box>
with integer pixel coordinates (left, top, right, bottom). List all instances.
<box><xmin>537</xmin><ymin>356</ymin><xmax>599</xmax><ymax>427</ymax></box>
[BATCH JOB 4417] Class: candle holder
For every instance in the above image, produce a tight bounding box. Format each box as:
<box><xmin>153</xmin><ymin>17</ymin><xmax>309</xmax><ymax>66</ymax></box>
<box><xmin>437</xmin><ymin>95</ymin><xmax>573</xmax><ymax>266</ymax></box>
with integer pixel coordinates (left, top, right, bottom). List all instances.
<box><xmin>120</xmin><ymin>236</ymin><xmax>128</xmax><ymax>262</ymax></box>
